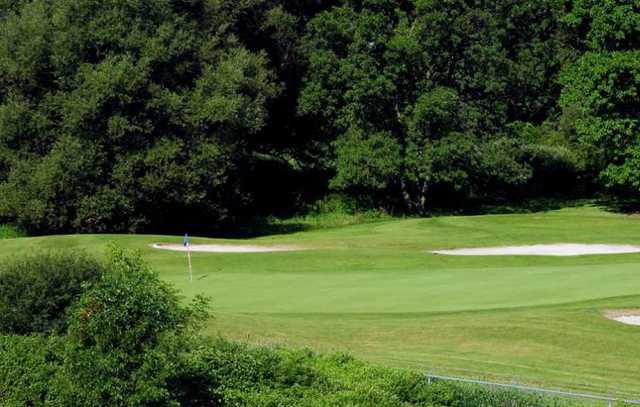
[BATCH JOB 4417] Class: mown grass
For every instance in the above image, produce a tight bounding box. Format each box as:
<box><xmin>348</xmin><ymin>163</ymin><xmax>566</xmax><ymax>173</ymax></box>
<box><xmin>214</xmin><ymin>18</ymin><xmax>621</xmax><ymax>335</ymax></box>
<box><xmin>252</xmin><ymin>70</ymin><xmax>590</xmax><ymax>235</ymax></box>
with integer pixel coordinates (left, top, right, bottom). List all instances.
<box><xmin>1</xmin><ymin>204</ymin><xmax>640</xmax><ymax>399</ymax></box>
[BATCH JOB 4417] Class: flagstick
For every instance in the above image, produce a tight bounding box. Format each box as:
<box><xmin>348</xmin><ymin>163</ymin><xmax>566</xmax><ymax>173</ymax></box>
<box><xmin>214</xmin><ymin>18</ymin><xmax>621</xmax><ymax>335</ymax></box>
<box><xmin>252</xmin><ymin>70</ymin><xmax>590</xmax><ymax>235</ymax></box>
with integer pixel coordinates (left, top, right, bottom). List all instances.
<box><xmin>187</xmin><ymin>243</ymin><xmax>193</xmax><ymax>283</ymax></box>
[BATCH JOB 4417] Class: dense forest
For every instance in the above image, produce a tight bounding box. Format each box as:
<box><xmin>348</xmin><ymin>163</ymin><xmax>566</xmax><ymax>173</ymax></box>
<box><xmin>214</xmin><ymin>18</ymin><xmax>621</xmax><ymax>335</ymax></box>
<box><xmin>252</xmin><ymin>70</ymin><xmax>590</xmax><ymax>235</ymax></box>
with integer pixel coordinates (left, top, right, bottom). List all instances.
<box><xmin>0</xmin><ymin>0</ymin><xmax>638</xmax><ymax>234</ymax></box>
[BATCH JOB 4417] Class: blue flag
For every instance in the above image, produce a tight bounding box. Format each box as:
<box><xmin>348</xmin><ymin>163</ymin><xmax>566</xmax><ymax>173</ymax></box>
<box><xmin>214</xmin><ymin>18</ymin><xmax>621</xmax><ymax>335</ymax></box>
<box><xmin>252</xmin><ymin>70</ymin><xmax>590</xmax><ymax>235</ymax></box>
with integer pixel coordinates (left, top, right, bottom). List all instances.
<box><xmin>183</xmin><ymin>233</ymin><xmax>189</xmax><ymax>247</ymax></box>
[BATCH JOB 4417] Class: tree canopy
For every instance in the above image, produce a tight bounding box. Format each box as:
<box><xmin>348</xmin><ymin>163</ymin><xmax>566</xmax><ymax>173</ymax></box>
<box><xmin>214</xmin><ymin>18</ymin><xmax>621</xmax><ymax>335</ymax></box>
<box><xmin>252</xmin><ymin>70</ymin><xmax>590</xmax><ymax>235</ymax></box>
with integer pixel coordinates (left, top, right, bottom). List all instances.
<box><xmin>0</xmin><ymin>0</ymin><xmax>638</xmax><ymax>234</ymax></box>
<box><xmin>0</xmin><ymin>0</ymin><xmax>280</xmax><ymax>234</ymax></box>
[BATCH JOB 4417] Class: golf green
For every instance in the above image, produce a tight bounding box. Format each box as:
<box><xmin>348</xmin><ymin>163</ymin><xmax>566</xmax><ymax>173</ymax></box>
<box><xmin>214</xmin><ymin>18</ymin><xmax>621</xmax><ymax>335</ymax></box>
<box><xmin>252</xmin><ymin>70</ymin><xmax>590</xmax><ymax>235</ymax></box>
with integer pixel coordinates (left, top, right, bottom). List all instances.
<box><xmin>2</xmin><ymin>205</ymin><xmax>639</xmax><ymax>398</ymax></box>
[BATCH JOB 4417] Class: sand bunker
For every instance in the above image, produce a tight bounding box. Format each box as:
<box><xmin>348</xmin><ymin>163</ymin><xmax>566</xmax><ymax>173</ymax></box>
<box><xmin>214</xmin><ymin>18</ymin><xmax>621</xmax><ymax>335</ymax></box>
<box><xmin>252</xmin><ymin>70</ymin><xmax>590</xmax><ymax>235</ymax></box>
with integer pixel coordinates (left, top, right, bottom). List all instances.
<box><xmin>431</xmin><ymin>243</ymin><xmax>640</xmax><ymax>256</ymax></box>
<box><xmin>152</xmin><ymin>243</ymin><xmax>303</xmax><ymax>253</ymax></box>
<box><xmin>605</xmin><ymin>310</ymin><xmax>640</xmax><ymax>326</ymax></box>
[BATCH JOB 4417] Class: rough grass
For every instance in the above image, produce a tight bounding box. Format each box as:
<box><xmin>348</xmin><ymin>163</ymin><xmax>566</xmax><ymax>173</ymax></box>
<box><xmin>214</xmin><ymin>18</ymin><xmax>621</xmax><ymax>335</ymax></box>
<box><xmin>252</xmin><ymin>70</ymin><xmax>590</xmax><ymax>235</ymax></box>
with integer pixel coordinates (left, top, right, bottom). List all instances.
<box><xmin>0</xmin><ymin>225</ymin><xmax>23</xmax><ymax>239</ymax></box>
<box><xmin>1</xmin><ymin>205</ymin><xmax>640</xmax><ymax>399</ymax></box>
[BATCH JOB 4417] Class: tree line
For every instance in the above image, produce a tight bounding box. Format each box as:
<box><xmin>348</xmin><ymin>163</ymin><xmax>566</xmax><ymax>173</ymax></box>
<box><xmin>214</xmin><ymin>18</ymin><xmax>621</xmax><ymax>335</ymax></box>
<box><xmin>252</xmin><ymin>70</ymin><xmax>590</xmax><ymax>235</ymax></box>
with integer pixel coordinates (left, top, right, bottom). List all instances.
<box><xmin>0</xmin><ymin>0</ymin><xmax>638</xmax><ymax>234</ymax></box>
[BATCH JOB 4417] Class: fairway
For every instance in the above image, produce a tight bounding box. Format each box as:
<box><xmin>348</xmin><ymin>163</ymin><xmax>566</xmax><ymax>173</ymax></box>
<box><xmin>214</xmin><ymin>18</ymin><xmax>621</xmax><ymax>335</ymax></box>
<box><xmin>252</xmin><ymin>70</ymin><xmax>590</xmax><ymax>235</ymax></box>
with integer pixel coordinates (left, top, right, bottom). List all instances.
<box><xmin>2</xmin><ymin>205</ymin><xmax>640</xmax><ymax>399</ymax></box>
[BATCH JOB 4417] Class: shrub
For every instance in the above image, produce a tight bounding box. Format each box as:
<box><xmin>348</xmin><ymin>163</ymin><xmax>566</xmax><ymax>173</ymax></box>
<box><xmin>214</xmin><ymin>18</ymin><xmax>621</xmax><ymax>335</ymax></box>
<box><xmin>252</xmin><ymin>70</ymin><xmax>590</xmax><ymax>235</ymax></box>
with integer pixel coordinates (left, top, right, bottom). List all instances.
<box><xmin>187</xmin><ymin>340</ymin><xmax>582</xmax><ymax>406</ymax></box>
<box><xmin>0</xmin><ymin>335</ymin><xmax>63</xmax><ymax>406</ymax></box>
<box><xmin>0</xmin><ymin>251</ymin><xmax>104</xmax><ymax>335</ymax></box>
<box><xmin>0</xmin><ymin>224</ymin><xmax>23</xmax><ymax>239</ymax></box>
<box><xmin>50</xmin><ymin>244</ymin><xmax>209</xmax><ymax>406</ymax></box>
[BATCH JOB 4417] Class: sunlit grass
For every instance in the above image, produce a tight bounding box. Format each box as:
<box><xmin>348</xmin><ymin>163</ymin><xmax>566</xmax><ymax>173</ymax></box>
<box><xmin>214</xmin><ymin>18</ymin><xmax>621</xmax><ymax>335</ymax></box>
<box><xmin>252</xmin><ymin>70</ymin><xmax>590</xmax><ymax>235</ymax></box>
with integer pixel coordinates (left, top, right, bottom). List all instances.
<box><xmin>2</xmin><ymin>204</ymin><xmax>640</xmax><ymax>398</ymax></box>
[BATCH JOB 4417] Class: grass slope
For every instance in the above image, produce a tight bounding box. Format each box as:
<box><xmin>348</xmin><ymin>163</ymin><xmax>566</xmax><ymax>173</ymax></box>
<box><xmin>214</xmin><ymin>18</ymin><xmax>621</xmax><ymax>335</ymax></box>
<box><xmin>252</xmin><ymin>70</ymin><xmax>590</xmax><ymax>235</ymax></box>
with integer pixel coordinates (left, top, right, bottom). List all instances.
<box><xmin>1</xmin><ymin>205</ymin><xmax>639</xmax><ymax>399</ymax></box>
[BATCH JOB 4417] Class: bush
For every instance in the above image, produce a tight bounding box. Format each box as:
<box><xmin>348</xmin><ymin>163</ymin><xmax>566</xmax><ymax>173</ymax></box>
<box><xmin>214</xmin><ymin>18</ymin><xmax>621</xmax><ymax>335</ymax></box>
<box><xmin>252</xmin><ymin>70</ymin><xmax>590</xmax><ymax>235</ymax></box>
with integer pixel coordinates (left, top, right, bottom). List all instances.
<box><xmin>0</xmin><ymin>335</ymin><xmax>63</xmax><ymax>406</ymax></box>
<box><xmin>0</xmin><ymin>251</ymin><xmax>104</xmax><ymax>335</ymax></box>
<box><xmin>49</xmin><ymin>244</ymin><xmax>209</xmax><ymax>406</ymax></box>
<box><xmin>0</xmin><ymin>224</ymin><xmax>23</xmax><ymax>239</ymax></box>
<box><xmin>0</xmin><ymin>333</ymin><xmax>588</xmax><ymax>407</ymax></box>
<box><xmin>182</xmin><ymin>339</ymin><xmax>581</xmax><ymax>406</ymax></box>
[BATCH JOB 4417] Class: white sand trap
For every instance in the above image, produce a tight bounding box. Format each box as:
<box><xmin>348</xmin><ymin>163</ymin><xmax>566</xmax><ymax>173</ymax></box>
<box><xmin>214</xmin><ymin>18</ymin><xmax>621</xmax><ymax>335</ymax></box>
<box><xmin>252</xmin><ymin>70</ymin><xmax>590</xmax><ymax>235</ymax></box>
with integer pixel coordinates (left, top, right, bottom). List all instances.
<box><xmin>431</xmin><ymin>243</ymin><xmax>640</xmax><ymax>256</ymax></box>
<box><xmin>613</xmin><ymin>316</ymin><xmax>640</xmax><ymax>326</ymax></box>
<box><xmin>605</xmin><ymin>310</ymin><xmax>640</xmax><ymax>326</ymax></box>
<box><xmin>152</xmin><ymin>243</ymin><xmax>303</xmax><ymax>253</ymax></box>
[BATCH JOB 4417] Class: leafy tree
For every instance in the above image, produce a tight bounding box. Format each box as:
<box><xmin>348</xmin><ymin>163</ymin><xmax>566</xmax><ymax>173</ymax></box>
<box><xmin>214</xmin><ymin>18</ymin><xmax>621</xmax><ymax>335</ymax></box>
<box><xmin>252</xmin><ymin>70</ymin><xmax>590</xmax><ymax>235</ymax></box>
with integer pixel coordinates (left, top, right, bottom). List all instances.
<box><xmin>331</xmin><ymin>127</ymin><xmax>403</xmax><ymax>194</ymax></box>
<box><xmin>299</xmin><ymin>0</ymin><xmax>572</xmax><ymax>211</ymax></box>
<box><xmin>0</xmin><ymin>0</ymin><xmax>613</xmax><ymax>229</ymax></box>
<box><xmin>0</xmin><ymin>0</ymin><xmax>279</xmax><ymax>234</ymax></box>
<box><xmin>561</xmin><ymin>0</ymin><xmax>640</xmax><ymax>193</ymax></box>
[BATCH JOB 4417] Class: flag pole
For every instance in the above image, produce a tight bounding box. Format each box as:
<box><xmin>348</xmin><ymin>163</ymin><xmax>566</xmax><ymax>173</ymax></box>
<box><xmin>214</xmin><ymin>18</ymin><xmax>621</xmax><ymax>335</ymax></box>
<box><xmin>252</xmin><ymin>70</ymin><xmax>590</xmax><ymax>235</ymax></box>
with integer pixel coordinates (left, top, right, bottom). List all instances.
<box><xmin>187</xmin><ymin>244</ymin><xmax>192</xmax><ymax>283</ymax></box>
<box><xmin>184</xmin><ymin>233</ymin><xmax>192</xmax><ymax>283</ymax></box>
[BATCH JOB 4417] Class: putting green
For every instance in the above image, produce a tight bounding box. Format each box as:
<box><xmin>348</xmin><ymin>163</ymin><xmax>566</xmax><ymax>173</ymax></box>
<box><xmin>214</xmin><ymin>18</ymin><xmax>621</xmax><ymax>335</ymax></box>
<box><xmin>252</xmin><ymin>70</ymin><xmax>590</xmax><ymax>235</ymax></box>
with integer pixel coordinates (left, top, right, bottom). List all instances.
<box><xmin>2</xmin><ymin>205</ymin><xmax>640</xmax><ymax>398</ymax></box>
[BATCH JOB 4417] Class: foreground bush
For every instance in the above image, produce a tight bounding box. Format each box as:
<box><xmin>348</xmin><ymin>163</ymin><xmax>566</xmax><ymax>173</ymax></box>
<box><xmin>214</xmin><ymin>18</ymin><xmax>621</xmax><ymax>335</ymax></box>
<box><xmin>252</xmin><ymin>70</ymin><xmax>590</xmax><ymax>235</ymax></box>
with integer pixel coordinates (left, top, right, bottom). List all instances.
<box><xmin>0</xmin><ymin>335</ymin><xmax>584</xmax><ymax>407</ymax></box>
<box><xmin>50</xmin><ymin>245</ymin><xmax>208</xmax><ymax>406</ymax></box>
<box><xmin>0</xmin><ymin>246</ymin><xmax>587</xmax><ymax>406</ymax></box>
<box><xmin>181</xmin><ymin>340</ymin><xmax>582</xmax><ymax>407</ymax></box>
<box><xmin>0</xmin><ymin>335</ymin><xmax>62</xmax><ymax>405</ymax></box>
<box><xmin>0</xmin><ymin>245</ymin><xmax>208</xmax><ymax>406</ymax></box>
<box><xmin>0</xmin><ymin>250</ymin><xmax>103</xmax><ymax>335</ymax></box>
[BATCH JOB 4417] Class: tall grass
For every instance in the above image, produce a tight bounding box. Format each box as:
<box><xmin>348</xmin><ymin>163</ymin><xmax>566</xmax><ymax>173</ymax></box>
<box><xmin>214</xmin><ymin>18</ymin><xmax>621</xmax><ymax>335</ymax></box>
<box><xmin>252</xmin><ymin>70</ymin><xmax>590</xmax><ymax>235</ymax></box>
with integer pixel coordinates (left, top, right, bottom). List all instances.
<box><xmin>0</xmin><ymin>225</ymin><xmax>23</xmax><ymax>239</ymax></box>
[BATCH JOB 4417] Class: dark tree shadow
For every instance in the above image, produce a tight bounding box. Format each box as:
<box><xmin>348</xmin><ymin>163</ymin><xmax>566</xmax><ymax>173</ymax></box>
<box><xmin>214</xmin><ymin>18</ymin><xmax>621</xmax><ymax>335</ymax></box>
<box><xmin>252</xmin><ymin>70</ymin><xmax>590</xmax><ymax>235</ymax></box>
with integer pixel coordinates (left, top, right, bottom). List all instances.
<box><xmin>597</xmin><ymin>198</ymin><xmax>640</xmax><ymax>215</ymax></box>
<box><xmin>426</xmin><ymin>197</ymin><xmax>593</xmax><ymax>217</ymax></box>
<box><xmin>215</xmin><ymin>220</ymin><xmax>311</xmax><ymax>239</ymax></box>
<box><xmin>212</xmin><ymin>197</ymin><xmax>616</xmax><ymax>239</ymax></box>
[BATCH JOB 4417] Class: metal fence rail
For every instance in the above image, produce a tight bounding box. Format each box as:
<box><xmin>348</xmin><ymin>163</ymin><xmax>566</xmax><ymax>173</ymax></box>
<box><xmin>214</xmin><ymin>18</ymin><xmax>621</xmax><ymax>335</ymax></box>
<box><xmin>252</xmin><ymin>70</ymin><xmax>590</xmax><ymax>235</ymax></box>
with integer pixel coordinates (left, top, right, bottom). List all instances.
<box><xmin>425</xmin><ymin>373</ymin><xmax>640</xmax><ymax>406</ymax></box>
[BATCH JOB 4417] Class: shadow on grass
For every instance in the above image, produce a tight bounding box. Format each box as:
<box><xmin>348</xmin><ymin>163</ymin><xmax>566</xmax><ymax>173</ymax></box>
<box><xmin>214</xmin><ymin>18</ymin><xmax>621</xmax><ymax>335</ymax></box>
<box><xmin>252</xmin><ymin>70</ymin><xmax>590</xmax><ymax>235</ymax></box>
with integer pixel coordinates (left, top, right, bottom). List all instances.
<box><xmin>596</xmin><ymin>198</ymin><xmax>640</xmax><ymax>215</ymax></box>
<box><xmin>218</xmin><ymin>221</ymin><xmax>311</xmax><ymax>239</ymax></box>
<box><xmin>424</xmin><ymin>197</ymin><xmax>595</xmax><ymax>218</ymax></box>
<box><xmin>219</xmin><ymin>198</ymin><xmax>603</xmax><ymax>238</ymax></box>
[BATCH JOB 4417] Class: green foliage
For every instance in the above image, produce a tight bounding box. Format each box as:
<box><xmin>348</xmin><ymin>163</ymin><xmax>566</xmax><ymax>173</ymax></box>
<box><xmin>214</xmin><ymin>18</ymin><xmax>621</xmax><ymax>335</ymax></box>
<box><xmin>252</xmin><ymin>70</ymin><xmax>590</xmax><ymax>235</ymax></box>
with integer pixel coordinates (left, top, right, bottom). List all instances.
<box><xmin>565</xmin><ymin>0</ymin><xmax>640</xmax><ymax>51</ymax></box>
<box><xmin>0</xmin><ymin>335</ymin><xmax>63</xmax><ymax>406</ymax></box>
<box><xmin>0</xmin><ymin>0</ymin><xmax>637</xmax><ymax>229</ymax></box>
<box><xmin>53</xmin><ymin>244</ymin><xmax>209</xmax><ymax>406</ymax></box>
<box><xmin>0</xmin><ymin>0</ymin><xmax>280</xmax><ymax>234</ymax></box>
<box><xmin>0</xmin><ymin>250</ymin><xmax>103</xmax><ymax>335</ymax></box>
<box><xmin>0</xmin><ymin>135</ymin><xmax>99</xmax><ymax>234</ymax></box>
<box><xmin>331</xmin><ymin>128</ymin><xmax>403</xmax><ymax>192</ymax></box>
<box><xmin>561</xmin><ymin>0</ymin><xmax>640</xmax><ymax>194</ymax></box>
<box><xmin>0</xmin><ymin>244</ymin><xmax>210</xmax><ymax>406</ymax></box>
<box><xmin>300</xmin><ymin>0</ymin><xmax>578</xmax><ymax>211</ymax></box>
<box><xmin>67</xmin><ymin>246</ymin><xmax>183</xmax><ymax>352</ymax></box>
<box><xmin>181</xmin><ymin>339</ymin><xmax>580</xmax><ymax>406</ymax></box>
<box><xmin>0</xmin><ymin>334</ymin><xmax>582</xmax><ymax>406</ymax></box>
<box><xmin>0</xmin><ymin>224</ymin><xmax>23</xmax><ymax>239</ymax></box>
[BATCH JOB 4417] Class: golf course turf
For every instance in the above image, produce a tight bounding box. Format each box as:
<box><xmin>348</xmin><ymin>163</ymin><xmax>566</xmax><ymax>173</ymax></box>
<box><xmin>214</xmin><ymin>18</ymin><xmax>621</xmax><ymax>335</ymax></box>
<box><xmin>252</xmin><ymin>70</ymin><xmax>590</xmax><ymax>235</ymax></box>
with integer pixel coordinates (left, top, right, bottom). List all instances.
<box><xmin>1</xmin><ymin>204</ymin><xmax>639</xmax><ymax>399</ymax></box>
